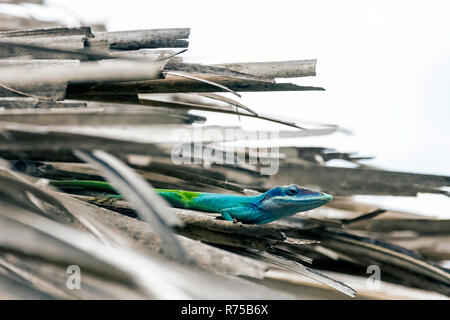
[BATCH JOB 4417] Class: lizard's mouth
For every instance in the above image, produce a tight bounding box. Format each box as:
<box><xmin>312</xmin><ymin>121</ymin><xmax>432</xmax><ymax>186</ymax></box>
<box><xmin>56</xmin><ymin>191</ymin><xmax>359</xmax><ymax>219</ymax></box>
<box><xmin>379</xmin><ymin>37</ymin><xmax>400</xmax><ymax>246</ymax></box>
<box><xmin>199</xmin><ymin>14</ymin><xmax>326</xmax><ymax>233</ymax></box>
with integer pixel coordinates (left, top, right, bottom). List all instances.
<box><xmin>272</xmin><ymin>192</ymin><xmax>333</xmax><ymax>208</ymax></box>
<box><xmin>313</xmin><ymin>193</ymin><xmax>333</xmax><ymax>203</ymax></box>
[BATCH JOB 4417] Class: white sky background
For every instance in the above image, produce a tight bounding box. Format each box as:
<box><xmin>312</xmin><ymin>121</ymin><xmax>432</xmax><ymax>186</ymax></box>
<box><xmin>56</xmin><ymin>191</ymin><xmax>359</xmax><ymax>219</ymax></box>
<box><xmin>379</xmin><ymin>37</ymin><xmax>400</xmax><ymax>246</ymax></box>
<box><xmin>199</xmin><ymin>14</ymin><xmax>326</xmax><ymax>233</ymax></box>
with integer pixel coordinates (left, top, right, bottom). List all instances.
<box><xmin>1</xmin><ymin>0</ymin><xmax>449</xmax><ymax>216</ymax></box>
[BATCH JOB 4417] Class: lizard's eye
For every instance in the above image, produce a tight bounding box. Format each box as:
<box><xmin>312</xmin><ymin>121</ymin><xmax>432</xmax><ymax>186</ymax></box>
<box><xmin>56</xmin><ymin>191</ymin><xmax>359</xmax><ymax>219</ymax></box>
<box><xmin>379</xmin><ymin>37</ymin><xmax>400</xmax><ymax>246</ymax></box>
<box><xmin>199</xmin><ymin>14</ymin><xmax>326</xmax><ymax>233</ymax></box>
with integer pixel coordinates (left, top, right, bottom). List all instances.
<box><xmin>286</xmin><ymin>185</ymin><xmax>298</xmax><ymax>195</ymax></box>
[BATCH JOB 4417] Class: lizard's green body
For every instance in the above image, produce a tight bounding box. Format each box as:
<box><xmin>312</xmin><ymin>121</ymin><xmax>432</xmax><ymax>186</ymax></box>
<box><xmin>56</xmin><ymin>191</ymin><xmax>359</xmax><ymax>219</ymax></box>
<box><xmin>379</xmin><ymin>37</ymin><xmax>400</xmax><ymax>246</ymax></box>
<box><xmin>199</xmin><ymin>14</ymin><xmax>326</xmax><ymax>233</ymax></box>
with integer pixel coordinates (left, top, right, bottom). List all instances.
<box><xmin>50</xmin><ymin>180</ymin><xmax>332</xmax><ymax>225</ymax></box>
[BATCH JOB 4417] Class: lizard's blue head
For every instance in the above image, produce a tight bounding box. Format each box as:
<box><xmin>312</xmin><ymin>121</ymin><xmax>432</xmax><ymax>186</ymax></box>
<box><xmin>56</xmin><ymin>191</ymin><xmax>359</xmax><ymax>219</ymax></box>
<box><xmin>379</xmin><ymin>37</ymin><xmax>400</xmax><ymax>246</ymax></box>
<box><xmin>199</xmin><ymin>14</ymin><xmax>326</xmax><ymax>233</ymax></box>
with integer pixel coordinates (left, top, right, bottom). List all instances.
<box><xmin>257</xmin><ymin>184</ymin><xmax>332</xmax><ymax>223</ymax></box>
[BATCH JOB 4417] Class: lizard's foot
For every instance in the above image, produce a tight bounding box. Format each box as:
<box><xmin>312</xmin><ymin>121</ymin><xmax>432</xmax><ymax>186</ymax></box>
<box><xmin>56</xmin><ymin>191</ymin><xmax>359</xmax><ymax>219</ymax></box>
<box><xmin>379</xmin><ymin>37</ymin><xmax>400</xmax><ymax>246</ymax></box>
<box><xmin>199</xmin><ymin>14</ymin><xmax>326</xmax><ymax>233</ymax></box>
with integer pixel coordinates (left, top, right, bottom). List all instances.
<box><xmin>96</xmin><ymin>196</ymin><xmax>115</xmax><ymax>204</ymax></box>
<box><xmin>232</xmin><ymin>218</ymin><xmax>238</xmax><ymax>224</ymax></box>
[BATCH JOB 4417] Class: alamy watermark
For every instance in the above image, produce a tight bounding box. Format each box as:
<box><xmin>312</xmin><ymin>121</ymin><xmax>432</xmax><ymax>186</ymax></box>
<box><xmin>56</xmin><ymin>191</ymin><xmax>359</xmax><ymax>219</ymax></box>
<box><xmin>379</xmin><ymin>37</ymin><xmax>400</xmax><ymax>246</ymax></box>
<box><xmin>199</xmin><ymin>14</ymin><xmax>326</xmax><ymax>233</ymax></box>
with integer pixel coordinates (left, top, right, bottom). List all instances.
<box><xmin>366</xmin><ymin>265</ymin><xmax>381</xmax><ymax>290</ymax></box>
<box><xmin>66</xmin><ymin>265</ymin><xmax>81</xmax><ymax>290</ymax></box>
<box><xmin>170</xmin><ymin>127</ymin><xmax>280</xmax><ymax>175</ymax></box>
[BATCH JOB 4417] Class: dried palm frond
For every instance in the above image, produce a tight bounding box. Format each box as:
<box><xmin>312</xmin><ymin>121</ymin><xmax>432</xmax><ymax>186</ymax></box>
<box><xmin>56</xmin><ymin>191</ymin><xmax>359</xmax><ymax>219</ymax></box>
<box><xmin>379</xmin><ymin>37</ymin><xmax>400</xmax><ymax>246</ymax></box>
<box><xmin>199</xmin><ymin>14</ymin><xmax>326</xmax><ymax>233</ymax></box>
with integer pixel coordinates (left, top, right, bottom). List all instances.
<box><xmin>0</xmin><ymin>14</ymin><xmax>448</xmax><ymax>300</ymax></box>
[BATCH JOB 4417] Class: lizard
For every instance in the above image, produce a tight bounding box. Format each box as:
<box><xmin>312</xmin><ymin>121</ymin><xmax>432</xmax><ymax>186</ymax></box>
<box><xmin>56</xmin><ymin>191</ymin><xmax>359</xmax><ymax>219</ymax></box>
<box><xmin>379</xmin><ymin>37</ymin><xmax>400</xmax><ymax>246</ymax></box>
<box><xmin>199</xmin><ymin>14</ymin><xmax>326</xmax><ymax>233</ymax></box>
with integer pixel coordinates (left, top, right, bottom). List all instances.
<box><xmin>50</xmin><ymin>180</ymin><xmax>333</xmax><ymax>225</ymax></box>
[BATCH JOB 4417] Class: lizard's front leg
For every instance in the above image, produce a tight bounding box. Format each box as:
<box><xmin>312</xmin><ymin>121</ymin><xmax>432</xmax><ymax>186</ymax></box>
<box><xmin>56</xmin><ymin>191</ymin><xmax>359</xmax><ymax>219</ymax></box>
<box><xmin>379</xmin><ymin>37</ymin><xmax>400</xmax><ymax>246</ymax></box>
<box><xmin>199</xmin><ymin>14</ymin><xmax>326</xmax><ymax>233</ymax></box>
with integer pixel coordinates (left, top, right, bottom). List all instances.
<box><xmin>220</xmin><ymin>207</ymin><xmax>260</xmax><ymax>224</ymax></box>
